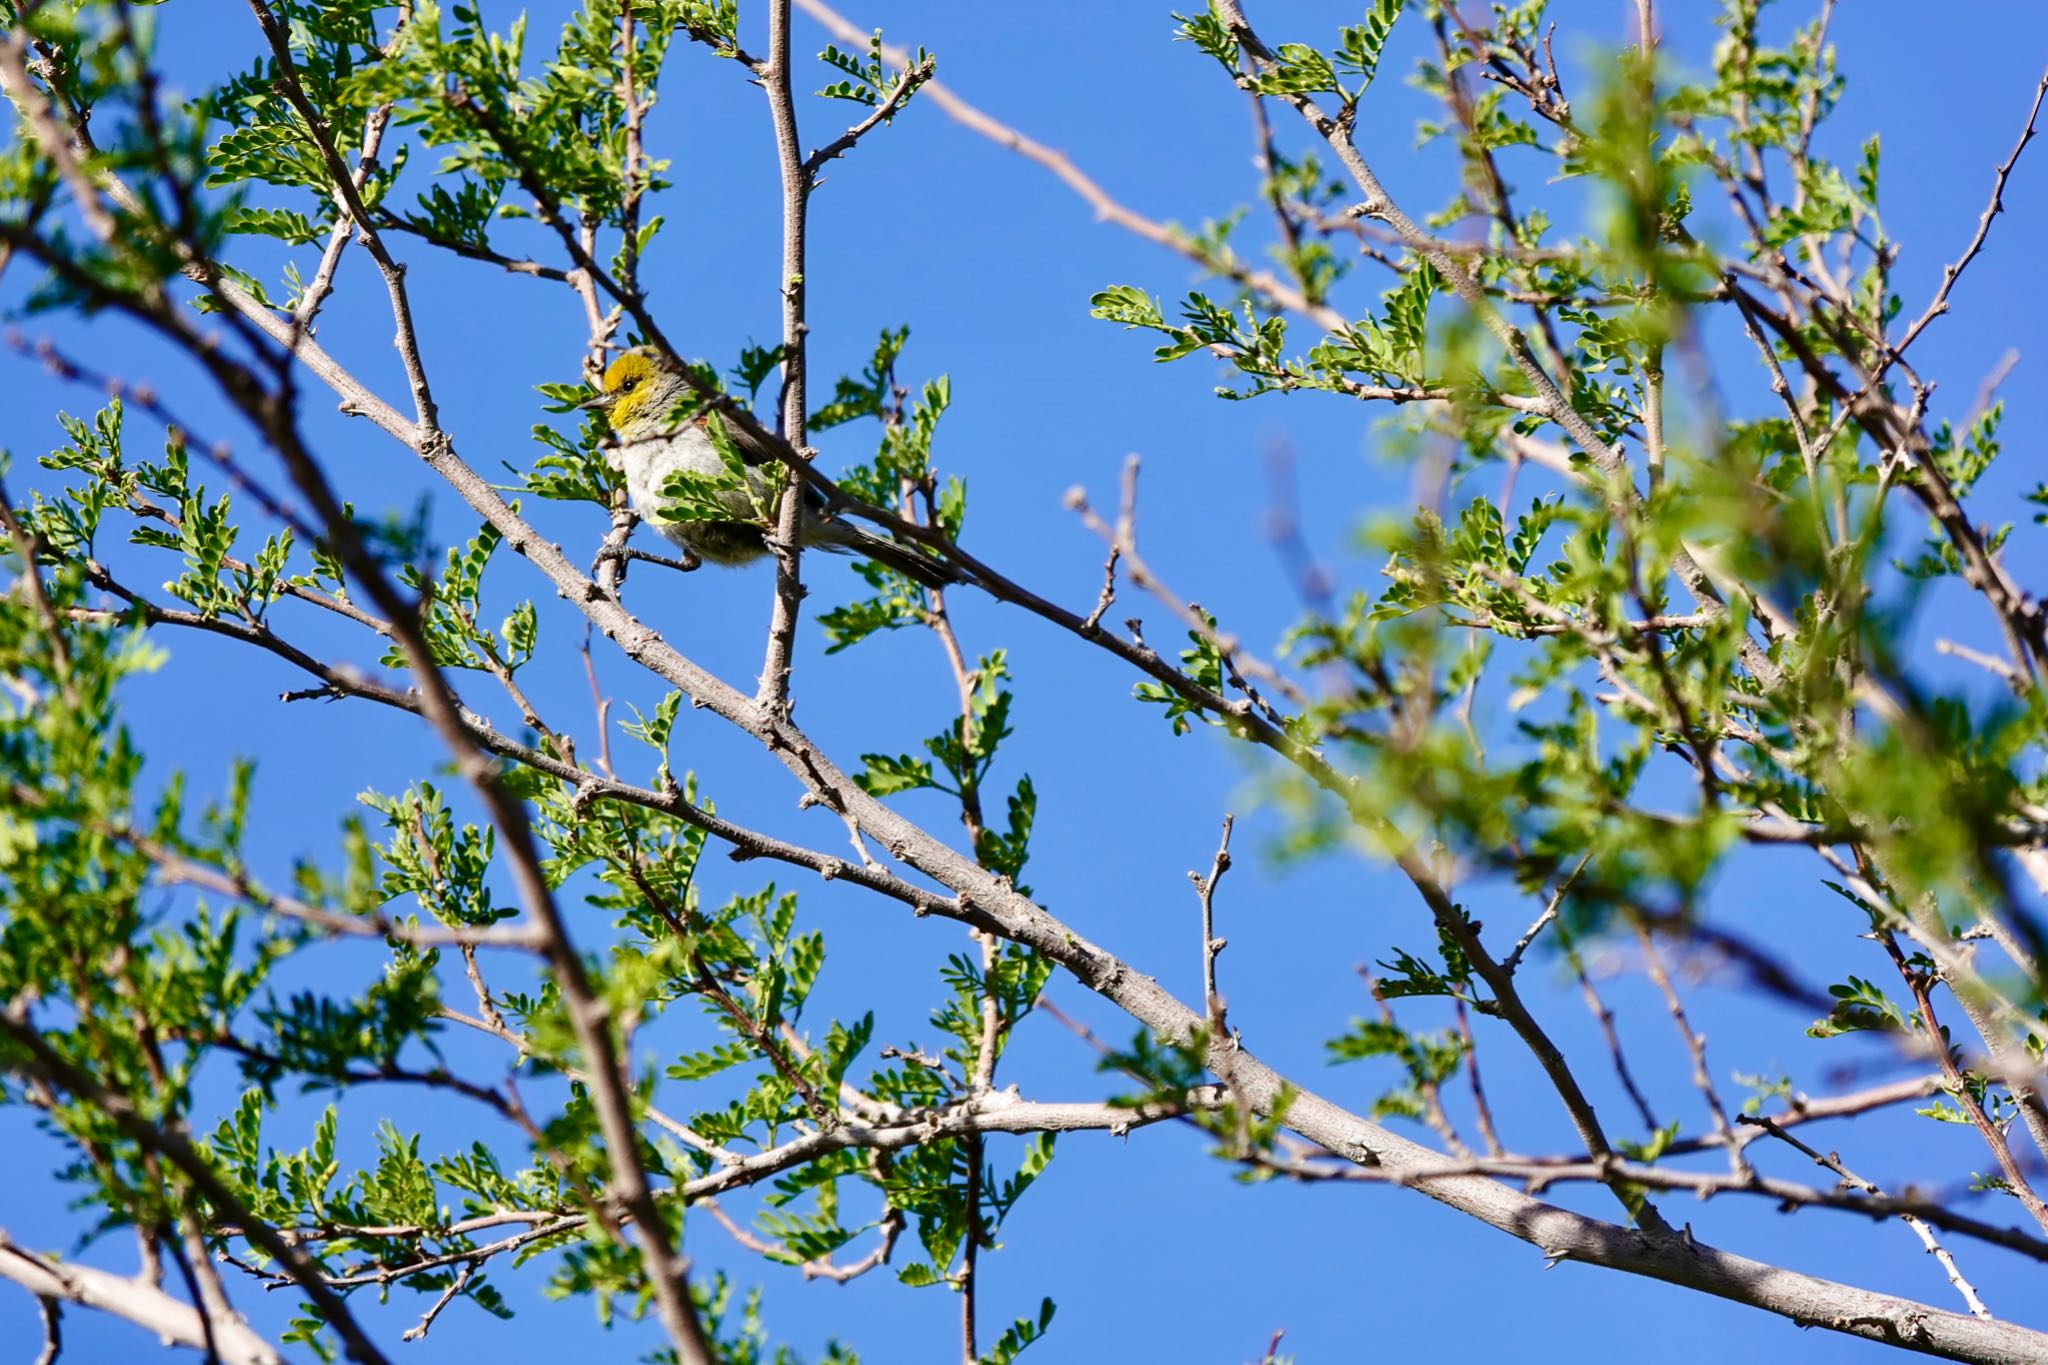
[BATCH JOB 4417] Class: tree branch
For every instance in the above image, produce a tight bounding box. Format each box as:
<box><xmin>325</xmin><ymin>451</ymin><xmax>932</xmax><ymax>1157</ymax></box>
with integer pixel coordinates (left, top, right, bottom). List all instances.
<box><xmin>0</xmin><ymin>1233</ymin><xmax>281</xmax><ymax>1365</ymax></box>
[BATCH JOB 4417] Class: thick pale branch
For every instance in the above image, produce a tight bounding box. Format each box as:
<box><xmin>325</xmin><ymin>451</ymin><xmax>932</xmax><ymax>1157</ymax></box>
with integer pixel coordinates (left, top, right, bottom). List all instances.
<box><xmin>0</xmin><ymin>1235</ymin><xmax>282</xmax><ymax>1365</ymax></box>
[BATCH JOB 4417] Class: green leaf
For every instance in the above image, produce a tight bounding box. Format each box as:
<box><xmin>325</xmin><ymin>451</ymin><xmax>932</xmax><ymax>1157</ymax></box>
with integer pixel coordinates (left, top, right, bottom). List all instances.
<box><xmin>856</xmin><ymin>752</ymin><xmax>938</xmax><ymax>797</ymax></box>
<box><xmin>668</xmin><ymin>1041</ymin><xmax>756</xmax><ymax>1081</ymax></box>
<box><xmin>1089</xmin><ymin>285</ymin><xmax>1165</xmax><ymax>330</ymax></box>
<box><xmin>1617</xmin><ymin>1119</ymin><xmax>1683</xmax><ymax>1163</ymax></box>
<box><xmin>1806</xmin><ymin>976</ymin><xmax>1909</xmax><ymax>1039</ymax></box>
<box><xmin>820</xmin><ymin>594</ymin><xmax>918</xmax><ymax>652</ymax></box>
<box><xmin>1172</xmin><ymin>3</ymin><xmax>1239</xmax><ymax>72</ymax></box>
<box><xmin>1253</xmin><ymin>43</ymin><xmax>1339</xmax><ymax>96</ymax></box>
<box><xmin>223</xmin><ymin>205</ymin><xmax>325</xmax><ymax>245</ymax></box>
<box><xmin>980</xmin><ymin>1297</ymin><xmax>1056</xmax><ymax>1365</ymax></box>
<box><xmin>1334</xmin><ymin>0</ymin><xmax>1406</xmax><ymax>93</ymax></box>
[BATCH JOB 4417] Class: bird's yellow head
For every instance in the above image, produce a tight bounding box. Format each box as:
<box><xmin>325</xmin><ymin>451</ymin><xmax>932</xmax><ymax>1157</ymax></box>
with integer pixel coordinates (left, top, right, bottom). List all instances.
<box><xmin>583</xmin><ymin>347</ymin><xmax>687</xmax><ymax>437</ymax></box>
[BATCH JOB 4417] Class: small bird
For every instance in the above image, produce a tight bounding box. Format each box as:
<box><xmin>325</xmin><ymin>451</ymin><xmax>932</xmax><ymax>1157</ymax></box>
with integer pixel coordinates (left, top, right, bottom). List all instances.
<box><xmin>582</xmin><ymin>346</ymin><xmax>957</xmax><ymax>588</ymax></box>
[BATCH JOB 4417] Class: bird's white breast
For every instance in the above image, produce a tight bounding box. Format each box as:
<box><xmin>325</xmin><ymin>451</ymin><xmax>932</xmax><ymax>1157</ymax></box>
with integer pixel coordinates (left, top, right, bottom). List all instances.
<box><xmin>614</xmin><ymin>424</ymin><xmax>727</xmax><ymax>518</ymax></box>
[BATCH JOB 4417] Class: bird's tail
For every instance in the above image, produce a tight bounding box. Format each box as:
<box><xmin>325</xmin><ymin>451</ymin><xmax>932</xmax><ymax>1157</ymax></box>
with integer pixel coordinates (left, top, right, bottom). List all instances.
<box><xmin>814</xmin><ymin>519</ymin><xmax>963</xmax><ymax>589</ymax></box>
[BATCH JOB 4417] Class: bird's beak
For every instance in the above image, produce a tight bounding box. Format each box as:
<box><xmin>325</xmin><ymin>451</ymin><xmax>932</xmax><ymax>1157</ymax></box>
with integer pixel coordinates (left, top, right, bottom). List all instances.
<box><xmin>578</xmin><ymin>392</ymin><xmax>613</xmax><ymax>411</ymax></box>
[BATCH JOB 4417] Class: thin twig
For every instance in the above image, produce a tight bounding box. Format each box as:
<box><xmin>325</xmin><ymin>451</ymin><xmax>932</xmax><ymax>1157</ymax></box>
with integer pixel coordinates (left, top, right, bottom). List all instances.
<box><xmin>1453</xmin><ymin>1000</ymin><xmax>1504</xmax><ymax>1158</ymax></box>
<box><xmin>35</xmin><ymin>1293</ymin><xmax>61</xmax><ymax>1365</ymax></box>
<box><xmin>399</xmin><ymin>1260</ymin><xmax>475</xmax><ymax>1342</ymax></box>
<box><xmin>1636</xmin><ymin>924</ymin><xmax>1749</xmax><ymax>1179</ymax></box>
<box><xmin>804</xmin><ymin>55</ymin><xmax>934</xmax><ymax>175</ymax></box>
<box><xmin>1192</xmin><ymin>815</ymin><xmax>1237</xmax><ymax>1039</ymax></box>
<box><xmin>1888</xmin><ymin>64</ymin><xmax>2048</xmax><ymax>366</ymax></box>
<box><xmin>1555</xmin><ymin>914</ymin><xmax>1662</xmax><ymax>1135</ymax></box>
<box><xmin>1741</xmin><ymin>1116</ymin><xmax>1992</xmax><ymax>1320</ymax></box>
<box><xmin>1502</xmin><ymin>853</ymin><xmax>1588</xmax><ymax>976</ymax></box>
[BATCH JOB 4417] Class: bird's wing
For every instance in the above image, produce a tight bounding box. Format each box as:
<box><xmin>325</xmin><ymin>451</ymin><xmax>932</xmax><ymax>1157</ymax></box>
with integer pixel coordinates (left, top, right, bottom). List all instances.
<box><xmin>695</xmin><ymin>410</ymin><xmax>837</xmax><ymax>514</ymax></box>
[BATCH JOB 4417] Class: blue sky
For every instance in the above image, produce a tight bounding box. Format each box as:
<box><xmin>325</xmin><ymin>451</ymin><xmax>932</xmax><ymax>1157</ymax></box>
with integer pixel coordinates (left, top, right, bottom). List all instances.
<box><xmin>5</xmin><ymin>2</ymin><xmax>2048</xmax><ymax>1361</ymax></box>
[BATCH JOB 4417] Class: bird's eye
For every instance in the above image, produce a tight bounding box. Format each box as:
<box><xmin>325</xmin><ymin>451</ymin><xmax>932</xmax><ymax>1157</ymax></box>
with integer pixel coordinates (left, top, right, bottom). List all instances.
<box><xmin>621</xmin><ymin>376</ymin><xmax>640</xmax><ymax>392</ymax></box>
